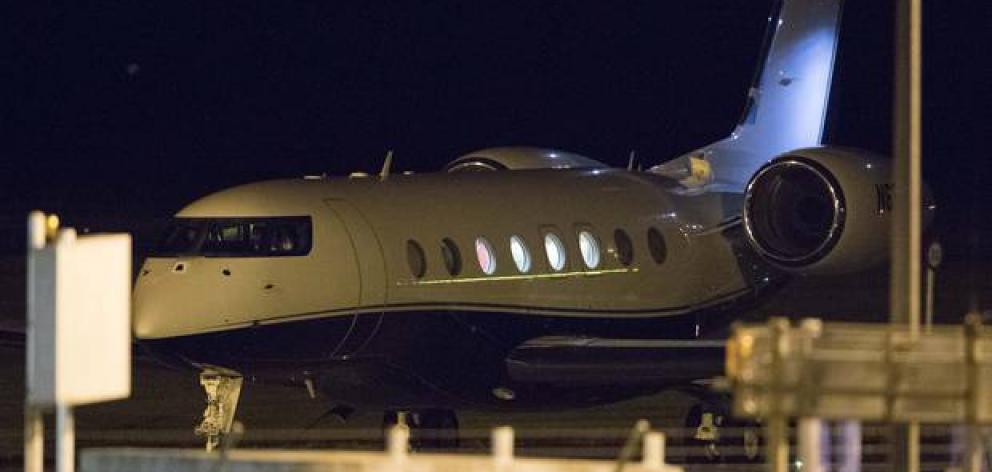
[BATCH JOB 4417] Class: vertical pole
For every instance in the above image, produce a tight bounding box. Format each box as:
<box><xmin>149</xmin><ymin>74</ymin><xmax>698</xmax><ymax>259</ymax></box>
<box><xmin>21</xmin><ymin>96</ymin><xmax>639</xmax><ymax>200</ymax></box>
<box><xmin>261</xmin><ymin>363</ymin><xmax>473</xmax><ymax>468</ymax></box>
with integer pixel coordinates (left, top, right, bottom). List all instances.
<box><xmin>766</xmin><ymin>319</ymin><xmax>789</xmax><ymax>472</ymax></box>
<box><xmin>24</xmin><ymin>406</ymin><xmax>43</xmax><ymax>472</ymax></box>
<box><xmin>615</xmin><ymin>419</ymin><xmax>650</xmax><ymax>472</ymax></box>
<box><xmin>492</xmin><ymin>426</ymin><xmax>515</xmax><ymax>467</ymax></box>
<box><xmin>25</xmin><ymin>212</ymin><xmax>47</xmax><ymax>472</ymax></box>
<box><xmin>924</xmin><ymin>266</ymin><xmax>934</xmax><ymax>333</ymax></box>
<box><xmin>890</xmin><ymin>0</ymin><xmax>923</xmax><ymax>470</ymax></box>
<box><xmin>641</xmin><ymin>432</ymin><xmax>665</xmax><ymax>469</ymax></box>
<box><xmin>925</xmin><ymin>242</ymin><xmax>942</xmax><ymax>334</ymax></box>
<box><xmin>799</xmin><ymin>418</ymin><xmax>823</xmax><ymax>472</ymax></box>
<box><xmin>890</xmin><ymin>0</ymin><xmax>923</xmax><ymax>351</ymax></box>
<box><xmin>766</xmin><ymin>418</ymin><xmax>789</xmax><ymax>472</ymax></box>
<box><xmin>964</xmin><ymin>427</ymin><xmax>983</xmax><ymax>472</ymax></box>
<box><xmin>820</xmin><ymin>421</ymin><xmax>833</xmax><ymax>472</ymax></box>
<box><xmin>387</xmin><ymin>424</ymin><xmax>409</xmax><ymax>463</ymax></box>
<box><xmin>836</xmin><ymin>421</ymin><xmax>862</xmax><ymax>472</ymax></box>
<box><xmin>964</xmin><ymin>314</ymin><xmax>984</xmax><ymax>472</ymax></box>
<box><xmin>56</xmin><ymin>404</ymin><xmax>74</xmax><ymax>472</ymax></box>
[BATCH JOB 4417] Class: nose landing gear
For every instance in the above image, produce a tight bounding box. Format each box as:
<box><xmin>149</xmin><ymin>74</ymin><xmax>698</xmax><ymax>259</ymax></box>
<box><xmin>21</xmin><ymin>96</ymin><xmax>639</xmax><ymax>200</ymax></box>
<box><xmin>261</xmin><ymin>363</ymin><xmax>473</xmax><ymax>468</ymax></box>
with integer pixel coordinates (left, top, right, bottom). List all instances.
<box><xmin>194</xmin><ymin>369</ymin><xmax>244</xmax><ymax>452</ymax></box>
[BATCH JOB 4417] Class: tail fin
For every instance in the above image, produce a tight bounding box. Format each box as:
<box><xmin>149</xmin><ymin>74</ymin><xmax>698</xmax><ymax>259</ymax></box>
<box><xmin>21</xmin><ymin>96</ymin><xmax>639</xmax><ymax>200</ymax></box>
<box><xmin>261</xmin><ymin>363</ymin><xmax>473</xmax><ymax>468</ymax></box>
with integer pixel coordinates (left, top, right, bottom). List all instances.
<box><xmin>652</xmin><ymin>0</ymin><xmax>844</xmax><ymax>191</ymax></box>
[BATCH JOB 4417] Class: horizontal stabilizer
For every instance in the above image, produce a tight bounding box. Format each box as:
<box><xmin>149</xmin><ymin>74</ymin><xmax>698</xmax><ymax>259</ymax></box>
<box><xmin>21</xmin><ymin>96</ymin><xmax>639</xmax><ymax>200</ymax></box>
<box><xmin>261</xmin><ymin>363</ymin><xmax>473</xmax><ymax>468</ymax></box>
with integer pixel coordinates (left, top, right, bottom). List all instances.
<box><xmin>506</xmin><ymin>336</ymin><xmax>725</xmax><ymax>386</ymax></box>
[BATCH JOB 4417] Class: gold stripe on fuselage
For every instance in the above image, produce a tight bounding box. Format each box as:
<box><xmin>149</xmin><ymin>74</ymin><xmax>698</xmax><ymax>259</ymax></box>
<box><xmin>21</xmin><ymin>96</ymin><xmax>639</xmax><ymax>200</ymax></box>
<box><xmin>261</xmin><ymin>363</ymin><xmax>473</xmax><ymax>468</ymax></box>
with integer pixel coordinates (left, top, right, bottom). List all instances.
<box><xmin>399</xmin><ymin>267</ymin><xmax>639</xmax><ymax>286</ymax></box>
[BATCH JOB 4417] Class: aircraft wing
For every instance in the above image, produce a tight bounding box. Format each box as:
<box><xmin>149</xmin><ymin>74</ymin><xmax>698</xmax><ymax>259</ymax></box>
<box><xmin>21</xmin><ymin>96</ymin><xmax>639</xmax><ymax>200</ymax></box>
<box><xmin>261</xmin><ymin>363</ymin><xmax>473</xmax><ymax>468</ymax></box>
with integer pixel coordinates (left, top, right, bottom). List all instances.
<box><xmin>506</xmin><ymin>336</ymin><xmax>725</xmax><ymax>386</ymax></box>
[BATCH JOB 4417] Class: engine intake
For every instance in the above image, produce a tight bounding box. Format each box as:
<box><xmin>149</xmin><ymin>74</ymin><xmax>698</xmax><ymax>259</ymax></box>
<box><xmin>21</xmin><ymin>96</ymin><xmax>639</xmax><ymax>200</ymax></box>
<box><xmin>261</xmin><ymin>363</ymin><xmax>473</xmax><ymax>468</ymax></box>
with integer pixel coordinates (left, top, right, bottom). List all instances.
<box><xmin>743</xmin><ymin>147</ymin><xmax>901</xmax><ymax>275</ymax></box>
<box><xmin>745</xmin><ymin>158</ymin><xmax>844</xmax><ymax>267</ymax></box>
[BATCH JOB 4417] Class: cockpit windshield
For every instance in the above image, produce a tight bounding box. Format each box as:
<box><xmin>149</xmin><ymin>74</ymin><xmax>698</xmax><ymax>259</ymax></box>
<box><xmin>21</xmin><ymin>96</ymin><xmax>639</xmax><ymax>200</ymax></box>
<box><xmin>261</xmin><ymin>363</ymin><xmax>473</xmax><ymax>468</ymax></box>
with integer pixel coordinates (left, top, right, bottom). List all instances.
<box><xmin>151</xmin><ymin>216</ymin><xmax>312</xmax><ymax>257</ymax></box>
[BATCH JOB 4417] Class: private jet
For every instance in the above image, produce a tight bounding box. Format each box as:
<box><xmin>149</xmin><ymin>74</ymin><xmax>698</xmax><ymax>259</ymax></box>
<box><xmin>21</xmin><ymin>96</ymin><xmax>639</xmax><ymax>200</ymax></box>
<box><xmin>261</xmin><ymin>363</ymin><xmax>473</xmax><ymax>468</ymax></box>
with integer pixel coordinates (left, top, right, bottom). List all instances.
<box><xmin>132</xmin><ymin>0</ymin><xmax>921</xmax><ymax>453</ymax></box>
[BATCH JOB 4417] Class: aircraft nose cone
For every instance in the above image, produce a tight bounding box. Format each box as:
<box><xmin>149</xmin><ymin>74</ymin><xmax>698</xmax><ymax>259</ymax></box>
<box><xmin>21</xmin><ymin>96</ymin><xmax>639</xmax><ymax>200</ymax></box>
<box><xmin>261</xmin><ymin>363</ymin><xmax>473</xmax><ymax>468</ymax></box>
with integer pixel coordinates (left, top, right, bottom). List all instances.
<box><xmin>132</xmin><ymin>271</ymin><xmax>189</xmax><ymax>339</ymax></box>
<box><xmin>132</xmin><ymin>287</ymin><xmax>164</xmax><ymax>339</ymax></box>
<box><xmin>132</xmin><ymin>261</ymin><xmax>228</xmax><ymax>339</ymax></box>
<box><xmin>132</xmin><ymin>311</ymin><xmax>156</xmax><ymax>339</ymax></box>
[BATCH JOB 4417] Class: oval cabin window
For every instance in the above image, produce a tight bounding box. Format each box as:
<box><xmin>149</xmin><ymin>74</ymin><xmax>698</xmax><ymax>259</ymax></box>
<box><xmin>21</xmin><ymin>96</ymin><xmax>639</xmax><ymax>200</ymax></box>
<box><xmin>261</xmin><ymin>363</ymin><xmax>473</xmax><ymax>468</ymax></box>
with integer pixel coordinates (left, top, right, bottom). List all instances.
<box><xmin>509</xmin><ymin>235</ymin><xmax>531</xmax><ymax>273</ymax></box>
<box><xmin>406</xmin><ymin>240</ymin><xmax>426</xmax><ymax>278</ymax></box>
<box><xmin>613</xmin><ymin>229</ymin><xmax>634</xmax><ymax>266</ymax></box>
<box><xmin>475</xmin><ymin>237</ymin><xmax>496</xmax><ymax>275</ymax></box>
<box><xmin>647</xmin><ymin>227</ymin><xmax>667</xmax><ymax>264</ymax></box>
<box><xmin>440</xmin><ymin>238</ymin><xmax>462</xmax><ymax>276</ymax></box>
<box><xmin>544</xmin><ymin>233</ymin><xmax>566</xmax><ymax>271</ymax></box>
<box><xmin>578</xmin><ymin>231</ymin><xmax>601</xmax><ymax>269</ymax></box>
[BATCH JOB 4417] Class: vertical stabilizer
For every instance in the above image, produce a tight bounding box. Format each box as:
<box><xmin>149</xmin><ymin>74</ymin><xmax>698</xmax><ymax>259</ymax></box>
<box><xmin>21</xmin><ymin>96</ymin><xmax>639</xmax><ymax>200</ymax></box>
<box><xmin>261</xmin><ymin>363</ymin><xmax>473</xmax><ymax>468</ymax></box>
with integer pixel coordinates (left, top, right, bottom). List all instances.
<box><xmin>652</xmin><ymin>0</ymin><xmax>844</xmax><ymax>191</ymax></box>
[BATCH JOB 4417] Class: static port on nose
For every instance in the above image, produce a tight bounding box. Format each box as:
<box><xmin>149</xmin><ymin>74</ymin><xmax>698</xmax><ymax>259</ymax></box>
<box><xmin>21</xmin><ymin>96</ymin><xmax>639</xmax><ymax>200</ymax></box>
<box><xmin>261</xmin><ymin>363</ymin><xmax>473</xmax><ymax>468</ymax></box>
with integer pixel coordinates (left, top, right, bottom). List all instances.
<box><xmin>222</xmin><ymin>269</ymin><xmax>231</xmax><ymax>276</ymax></box>
<box><xmin>172</xmin><ymin>262</ymin><xmax>186</xmax><ymax>273</ymax></box>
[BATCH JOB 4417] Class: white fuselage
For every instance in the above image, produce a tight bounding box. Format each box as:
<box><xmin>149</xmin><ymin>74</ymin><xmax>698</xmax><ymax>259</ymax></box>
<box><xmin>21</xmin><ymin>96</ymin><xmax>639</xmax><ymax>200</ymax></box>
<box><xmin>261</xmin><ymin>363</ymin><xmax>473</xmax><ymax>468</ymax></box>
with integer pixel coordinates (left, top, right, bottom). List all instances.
<box><xmin>133</xmin><ymin>168</ymin><xmax>765</xmax><ymax>340</ymax></box>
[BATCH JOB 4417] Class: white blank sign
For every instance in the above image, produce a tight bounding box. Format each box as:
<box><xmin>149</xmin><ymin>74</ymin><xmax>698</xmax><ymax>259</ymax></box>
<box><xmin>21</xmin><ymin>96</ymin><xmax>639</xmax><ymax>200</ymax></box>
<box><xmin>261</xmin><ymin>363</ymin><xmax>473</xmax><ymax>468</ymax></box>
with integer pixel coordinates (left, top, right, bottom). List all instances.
<box><xmin>28</xmin><ymin>231</ymin><xmax>132</xmax><ymax>406</ymax></box>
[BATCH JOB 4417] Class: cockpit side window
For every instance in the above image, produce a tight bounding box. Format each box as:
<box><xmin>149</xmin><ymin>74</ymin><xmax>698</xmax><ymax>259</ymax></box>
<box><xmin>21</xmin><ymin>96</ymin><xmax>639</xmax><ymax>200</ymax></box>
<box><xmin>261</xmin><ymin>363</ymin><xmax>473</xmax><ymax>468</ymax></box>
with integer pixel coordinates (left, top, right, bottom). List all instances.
<box><xmin>157</xmin><ymin>220</ymin><xmax>206</xmax><ymax>255</ymax></box>
<box><xmin>151</xmin><ymin>216</ymin><xmax>312</xmax><ymax>257</ymax></box>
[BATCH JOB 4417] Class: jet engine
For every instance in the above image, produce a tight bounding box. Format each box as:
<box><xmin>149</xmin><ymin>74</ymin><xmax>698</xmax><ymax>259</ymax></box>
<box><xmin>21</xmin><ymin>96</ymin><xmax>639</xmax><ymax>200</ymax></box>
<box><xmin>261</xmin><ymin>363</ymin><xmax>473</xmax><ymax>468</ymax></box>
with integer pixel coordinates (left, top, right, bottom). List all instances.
<box><xmin>742</xmin><ymin>147</ymin><xmax>900</xmax><ymax>275</ymax></box>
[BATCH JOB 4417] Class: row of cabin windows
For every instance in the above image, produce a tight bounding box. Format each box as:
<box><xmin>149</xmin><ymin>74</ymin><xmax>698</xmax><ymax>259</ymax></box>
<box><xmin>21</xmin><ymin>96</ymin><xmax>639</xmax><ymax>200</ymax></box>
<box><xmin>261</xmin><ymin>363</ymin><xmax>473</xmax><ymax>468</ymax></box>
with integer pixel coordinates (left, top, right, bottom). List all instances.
<box><xmin>405</xmin><ymin>227</ymin><xmax>667</xmax><ymax>279</ymax></box>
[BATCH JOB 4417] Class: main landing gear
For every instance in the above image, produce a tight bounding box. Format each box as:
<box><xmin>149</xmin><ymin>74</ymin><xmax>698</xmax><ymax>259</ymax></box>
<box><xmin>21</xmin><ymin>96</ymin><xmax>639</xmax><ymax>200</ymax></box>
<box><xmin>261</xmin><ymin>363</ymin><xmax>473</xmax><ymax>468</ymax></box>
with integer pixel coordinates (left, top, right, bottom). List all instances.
<box><xmin>194</xmin><ymin>369</ymin><xmax>244</xmax><ymax>452</ymax></box>
<box><xmin>680</xmin><ymin>393</ymin><xmax>762</xmax><ymax>463</ymax></box>
<box><xmin>383</xmin><ymin>409</ymin><xmax>459</xmax><ymax>450</ymax></box>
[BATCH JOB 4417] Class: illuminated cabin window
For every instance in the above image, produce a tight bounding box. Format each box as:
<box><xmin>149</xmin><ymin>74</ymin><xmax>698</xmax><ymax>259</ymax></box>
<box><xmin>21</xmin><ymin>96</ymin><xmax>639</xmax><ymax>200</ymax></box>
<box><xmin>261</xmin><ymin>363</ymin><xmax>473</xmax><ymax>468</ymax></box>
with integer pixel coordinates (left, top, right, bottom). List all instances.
<box><xmin>509</xmin><ymin>235</ymin><xmax>531</xmax><ymax>273</ymax></box>
<box><xmin>151</xmin><ymin>216</ymin><xmax>312</xmax><ymax>257</ymax></box>
<box><xmin>406</xmin><ymin>240</ymin><xmax>426</xmax><ymax>278</ymax></box>
<box><xmin>578</xmin><ymin>231</ymin><xmax>601</xmax><ymax>269</ymax></box>
<box><xmin>613</xmin><ymin>229</ymin><xmax>634</xmax><ymax>266</ymax></box>
<box><xmin>440</xmin><ymin>238</ymin><xmax>462</xmax><ymax>276</ymax></box>
<box><xmin>544</xmin><ymin>233</ymin><xmax>566</xmax><ymax>271</ymax></box>
<box><xmin>475</xmin><ymin>237</ymin><xmax>496</xmax><ymax>275</ymax></box>
<box><xmin>647</xmin><ymin>227</ymin><xmax>667</xmax><ymax>264</ymax></box>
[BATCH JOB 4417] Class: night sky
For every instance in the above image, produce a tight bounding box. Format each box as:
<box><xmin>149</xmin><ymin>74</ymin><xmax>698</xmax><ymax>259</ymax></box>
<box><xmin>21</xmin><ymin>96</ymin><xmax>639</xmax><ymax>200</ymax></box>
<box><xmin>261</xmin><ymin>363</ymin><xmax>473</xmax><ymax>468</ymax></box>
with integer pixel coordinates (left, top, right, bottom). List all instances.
<box><xmin>1</xmin><ymin>1</ymin><xmax>986</xmax><ymax>254</ymax></box>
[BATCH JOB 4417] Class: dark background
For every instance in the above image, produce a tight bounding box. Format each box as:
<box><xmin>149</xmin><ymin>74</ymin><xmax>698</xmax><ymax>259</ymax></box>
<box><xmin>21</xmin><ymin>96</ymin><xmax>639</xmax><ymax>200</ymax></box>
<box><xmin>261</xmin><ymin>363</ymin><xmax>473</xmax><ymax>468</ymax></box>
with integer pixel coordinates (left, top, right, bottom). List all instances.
<box><xmin>0</xmin><ymin>4</ymin><xmax>988</xmax><ymax>463</ymax></box>
<box><xmin>0</xmin><ymin>0</ymin><xmax>987</xmax><ymax>281</ymax></box>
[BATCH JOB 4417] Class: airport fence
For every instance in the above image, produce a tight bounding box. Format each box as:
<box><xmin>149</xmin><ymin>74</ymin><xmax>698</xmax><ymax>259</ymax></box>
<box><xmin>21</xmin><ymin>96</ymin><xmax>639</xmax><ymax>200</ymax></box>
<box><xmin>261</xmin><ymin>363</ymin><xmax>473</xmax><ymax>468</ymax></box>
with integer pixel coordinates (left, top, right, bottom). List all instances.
<box><xmin>0</xmin><ymin>423</ymin><xmax>979</xmax><ymax>472</ymax></box>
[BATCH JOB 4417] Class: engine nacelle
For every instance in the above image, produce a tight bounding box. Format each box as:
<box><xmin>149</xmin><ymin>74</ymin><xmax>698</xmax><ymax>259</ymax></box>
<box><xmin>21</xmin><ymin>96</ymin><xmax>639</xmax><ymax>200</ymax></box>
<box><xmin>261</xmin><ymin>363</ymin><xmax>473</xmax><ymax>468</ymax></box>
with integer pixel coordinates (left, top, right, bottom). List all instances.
<box><xmin>445</xmin><ymin>147</ymin><xmax>607</xmax><ymax>173</ymax></box>
<box><xmin>743</xmin><ymin>147</ymin><xmax>900</xmax><ymax>275</ymax></box>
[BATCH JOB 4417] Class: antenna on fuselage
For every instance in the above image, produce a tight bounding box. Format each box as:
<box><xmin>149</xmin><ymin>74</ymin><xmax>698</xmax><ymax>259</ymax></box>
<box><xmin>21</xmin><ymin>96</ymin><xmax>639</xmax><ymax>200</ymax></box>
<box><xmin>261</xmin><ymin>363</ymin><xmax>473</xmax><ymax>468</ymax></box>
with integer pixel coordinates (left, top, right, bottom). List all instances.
<box><xmin>627</xmin><ymin>150</ymin><xmax>637</xmax><ymax>171</ymax></box>
<box><xmin>379</xmin><ymin>150</ymin><xmax>394</xmax><ymax>181</ymax></box>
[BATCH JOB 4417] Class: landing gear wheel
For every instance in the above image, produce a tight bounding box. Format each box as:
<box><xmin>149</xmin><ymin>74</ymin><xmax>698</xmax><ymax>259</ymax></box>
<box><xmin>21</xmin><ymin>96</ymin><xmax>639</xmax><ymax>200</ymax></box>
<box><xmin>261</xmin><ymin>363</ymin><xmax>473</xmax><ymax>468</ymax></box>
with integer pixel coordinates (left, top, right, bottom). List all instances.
<box><xmin>743</xmin><ymin>427</ymin><xmax>761</xmax><ymax>461</ymax></box>
<box><xmin>683</xmin><ymin>403</ymin><xmax>724</xmax><ymax>463</ymax></box>
<box><xmin>383</xmin><ymin>409</ymin><xmax>459</xmax><ymax>450</ymax></box>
